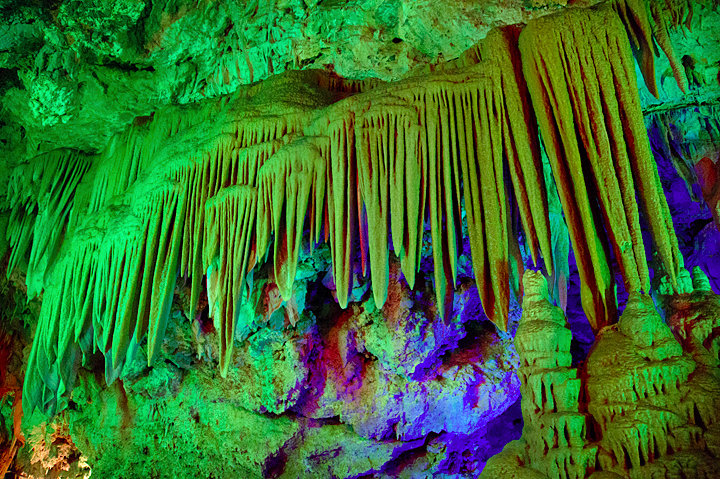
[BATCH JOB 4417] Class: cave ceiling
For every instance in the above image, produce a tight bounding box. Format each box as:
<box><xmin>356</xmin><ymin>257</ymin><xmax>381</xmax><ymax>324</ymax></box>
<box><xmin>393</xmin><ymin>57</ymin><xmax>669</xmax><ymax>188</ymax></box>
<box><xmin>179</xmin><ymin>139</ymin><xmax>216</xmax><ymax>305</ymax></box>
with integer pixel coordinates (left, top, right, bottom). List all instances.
<box><xmin>0</xmin><ymin>0</ymin><xmax>601</xmax><ymax>152</ymax></box>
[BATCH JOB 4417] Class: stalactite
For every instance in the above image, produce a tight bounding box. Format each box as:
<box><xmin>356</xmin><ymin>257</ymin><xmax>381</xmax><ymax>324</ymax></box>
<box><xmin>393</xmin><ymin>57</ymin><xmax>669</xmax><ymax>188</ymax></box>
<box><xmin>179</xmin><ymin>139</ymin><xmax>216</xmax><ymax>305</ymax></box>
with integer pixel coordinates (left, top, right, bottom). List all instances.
<box><xmin>541</xmin><ymin>145</ymin><xmax>570</xmax><ymax>312</ymax></box>
<box><xmin>485</xmin><ymin>27</ymin><xmax>552</xmax><ymax>276</ymax></box>
<box><xmin>203</xmin><ymin>185</ymin><xmax>258</xmax><ymax>376</ymax></box>
<box><xmin>660</xmin><ymin>0</ymin><xmax>696</xmax><ymax>30</ymax></box>
<box><xmin>12</xmin><ymin>2</ymin><xmax>695</xmax><ymax>416</ymax></box>
<box><xmin>453</xmin><ymin>79</ymin><xmax>509</xmax><ymax>327</ymax></box>
<box><xmin>136</xmin><ymin>186</ymin><xmax>186</xmax><ymax>367</ymax></box>
<box><xmin>415</xmin><ymin>83</ymin><xmax>464</xmax><ymax>318</ymax></box>
<box><xmin>613</xmin><ymin>0</ymin><xmax>701</xmax><ymax>97</ymax></box>
<box><xmin>308</xmin><ymin>114</ymin><xmax>358</xmax><ymax>309</ymax></box>
<box><xmin>409</xmin><ymin>27</ymin><xmax>551</xmax><ymax>327</ymax></box>
<box><xmin>314</xmin><ymin>72</ymin><xmax>383</xmax><ymax>95</ymax></box>
<box><xmin>14</xmin><ymin>25</ymin><xmax>561</xmax><ymax>417</ymax></box>
<box><xmin>6</xmin><ymin>149</ymin><xmax>90</xmax><ymax>298</ymax></box>
<box><xmin>649</xmin><ymin>1</ymin><xmax>689</xmax><ymax>94</ymax></box>
<box><xmin>344</xmin><ymin>27</ymin><xmax>552</xmax><ymax>326</ymax></box>
<box><xmin>646</xmin><ymin>104</ymin><xmax>720</xmax><ymax>230</ymax></box>
<box><xmin>395</xmin><ymin>122</ymin><xmax>426</xmax><ymax>292</ymax></box>
<box><xmin>21</xmin><ymin>168</ymin><xmax>186</xmax><ymax>414</ymax></box>
<box><xmin>520</xmin><ymin>4</ymin><xmax>683</xmax><ymax>331</ymax></box>
<box><xmin>355</xmin><ymin>104</ymin><xmax>415</xmax><ymax>308</ymax></box>
<box><xmin>174</xmin><ymin>136</ymin><xmax>282</xmax><ymax>321</ymax></box>
<box><xmin>256</xmin><ymin>139</ymin><xmax>325</xmax><ymax>300</ymax></box>
<box><xmin>613</xmin><ymin>0</ymin><xmax>659</xmax><ymax>97</ymax></box>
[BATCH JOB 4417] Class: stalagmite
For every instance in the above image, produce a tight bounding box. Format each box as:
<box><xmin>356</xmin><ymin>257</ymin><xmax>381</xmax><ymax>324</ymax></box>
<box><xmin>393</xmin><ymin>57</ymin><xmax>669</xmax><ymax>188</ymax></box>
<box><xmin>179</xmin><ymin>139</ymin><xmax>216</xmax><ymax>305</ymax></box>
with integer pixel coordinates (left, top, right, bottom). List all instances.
<box><xmin>661</xmin><ymin>268</ymin><xmax>720</xmax><ymax>445</ymax></box>
<box><xmin>481</xmin><ymin>271</ymin><xmax>596</xmax><ymax>479</ymax></box>
<box><xmin>4</xmin><ymin>1</ymin><xmax>720</xmax><ymax>478</ymax></box>
<box><xmin>587</xmin><ymin>286</ymin><xmax>720</xmax><ymax>477</ymax></box>
<box><xmin>483</xmin><ymin>268</ymin><xmax>720</xmax><ymax>478</ymax></box>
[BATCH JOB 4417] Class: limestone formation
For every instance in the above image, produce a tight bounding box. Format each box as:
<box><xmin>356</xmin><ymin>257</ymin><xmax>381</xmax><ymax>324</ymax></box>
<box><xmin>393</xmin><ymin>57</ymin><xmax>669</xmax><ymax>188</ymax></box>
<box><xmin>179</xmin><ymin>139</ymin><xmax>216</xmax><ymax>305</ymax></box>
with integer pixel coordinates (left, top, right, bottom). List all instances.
<box><xmin>1</xmin><ymin>0</ymin><xmax>719</xmax><ymax>477</ymax></box>
<box><xmin>482</xmin><ymin>271</ymin><xmax>596</xmax><ymax>479</ymax></box>
<box><xmin>483</xmin><ymin>269</ymin><xmax>720</xmax><ymax>479</ymax></box>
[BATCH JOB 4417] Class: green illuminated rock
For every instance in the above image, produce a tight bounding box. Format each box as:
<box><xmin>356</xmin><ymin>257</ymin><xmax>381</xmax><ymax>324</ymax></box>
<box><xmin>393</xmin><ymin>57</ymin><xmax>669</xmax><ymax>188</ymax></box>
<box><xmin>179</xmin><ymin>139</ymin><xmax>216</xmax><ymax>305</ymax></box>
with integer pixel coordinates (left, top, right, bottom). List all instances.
<box><xmin>1</xmin><ymin>0</ymin><xmax>719</xmax><ymax>477</ymax></box>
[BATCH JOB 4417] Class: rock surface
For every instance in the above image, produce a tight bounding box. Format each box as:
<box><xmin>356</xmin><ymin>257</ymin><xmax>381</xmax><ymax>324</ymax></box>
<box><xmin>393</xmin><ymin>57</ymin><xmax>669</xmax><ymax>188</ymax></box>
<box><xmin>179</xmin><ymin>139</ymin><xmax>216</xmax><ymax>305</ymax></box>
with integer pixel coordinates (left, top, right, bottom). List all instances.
<box><xmin>0</xmin><ymin>0</ymin><xmax>588</xmax><ymax>154</ymax></box>
<box><xmin>2</xmin><ymin>247</ymin><xmax>522</xmax><ymax>478</ymax></box>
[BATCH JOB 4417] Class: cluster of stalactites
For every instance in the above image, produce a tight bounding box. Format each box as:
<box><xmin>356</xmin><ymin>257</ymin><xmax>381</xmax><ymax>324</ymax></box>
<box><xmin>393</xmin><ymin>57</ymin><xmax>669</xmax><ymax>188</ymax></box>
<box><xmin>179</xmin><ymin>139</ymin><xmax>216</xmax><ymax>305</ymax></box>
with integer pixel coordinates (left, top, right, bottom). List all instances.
<box><xmin>12</xmin><ymin>0</ymin><xmax>695</xmax><ymax>415</ymax></box>
<box><xmin>204</xmin><ymin>185</ymin><xmax>258</xmax><ymax>376</ymax></box>
<box><xmin>614</xmin><ymin>0</ymin><xmax>683</xmax><ymax>97</ymax></box>
<box><xmin>646</xmin><ymin>104</ymin><xmax>720</xmax><ymax>230</ymax></box>
<box><xmin>520</xmin><ymin>3</ymin><xmax>684</xmax><ymax>331</ymax></box>
<box><xmin>5</xmin><ymin>149</ymin><xmax>90</xmax><ymax>298</ymax></box>
<box><xmin>302</xmin><ymin>27</ymin><xmax>553</xmax><ymax>330</ymax></box>
<box><xmin>15</xmin><ymin>29</ymin><xmax>550</xmax><ymax>413</ymax></box>
<box><xmin>614</xmin><ymin>0</ymin><xmax>719</xmax><ymax>98</ymax></box>
<box><xmin>21</xmin><ymin>170</ymin><xmax>186</xmax><ymax>414</ymax></box>
<box><xmin>17</xmin><ymin>98</ymin><xmax>307</xmax><ymax>412</ymax></box>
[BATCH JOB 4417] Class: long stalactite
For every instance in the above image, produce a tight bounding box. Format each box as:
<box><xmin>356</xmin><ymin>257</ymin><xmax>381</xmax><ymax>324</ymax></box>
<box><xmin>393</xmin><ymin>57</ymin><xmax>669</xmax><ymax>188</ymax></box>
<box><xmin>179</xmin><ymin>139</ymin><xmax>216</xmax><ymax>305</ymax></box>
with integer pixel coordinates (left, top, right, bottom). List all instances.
<box><xmin>519</xmin><ymin>3</ymin><xmax>683</xmax><ymax>331</ymax></box>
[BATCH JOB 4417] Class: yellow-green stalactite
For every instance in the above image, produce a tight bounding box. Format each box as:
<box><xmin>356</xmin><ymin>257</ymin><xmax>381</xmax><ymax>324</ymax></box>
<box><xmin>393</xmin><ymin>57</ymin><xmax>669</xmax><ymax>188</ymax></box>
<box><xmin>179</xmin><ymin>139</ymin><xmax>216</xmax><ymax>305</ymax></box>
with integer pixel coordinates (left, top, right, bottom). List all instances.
<box><xmin>520</xmin><ymin>4</ymin><xmax>683</xmax><ymax>331</ymax></box>
<box><xmin>204</xmin><ymin>186</ymin><xmax>258</xmax><ymax>377</ymax></box>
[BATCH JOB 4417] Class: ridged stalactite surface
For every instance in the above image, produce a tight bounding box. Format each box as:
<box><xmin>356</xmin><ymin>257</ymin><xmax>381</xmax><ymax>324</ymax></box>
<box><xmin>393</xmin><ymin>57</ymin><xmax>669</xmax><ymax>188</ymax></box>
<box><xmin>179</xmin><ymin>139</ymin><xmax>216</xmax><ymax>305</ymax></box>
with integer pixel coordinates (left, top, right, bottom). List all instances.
<box><xmin>204</xmin><ymin>185</ymin><xmax>258</xmax><ymax>376</ymax></box>
<box><xmin>6</xmin><ymin>149</ymin><xmax>90</xmax><ymax>300</ymax></box>
<box><xmin>302</xmin><ymin>27</ymin><xmax>554</xmax><ymax>326</ymax></box>
<box><xmin>520</xmin><ymin>4</ymin><xmax>683</xmax><ymax>332</ymax></box>
<box><xmin>256</xmin><ymin>139</ymin><xmax>326</xmax><ymax>301</ymax></box>
<box><xmin>612</xmin><ymin>0</ymin><xmax>694</xmax><ymax>98</ymax></box>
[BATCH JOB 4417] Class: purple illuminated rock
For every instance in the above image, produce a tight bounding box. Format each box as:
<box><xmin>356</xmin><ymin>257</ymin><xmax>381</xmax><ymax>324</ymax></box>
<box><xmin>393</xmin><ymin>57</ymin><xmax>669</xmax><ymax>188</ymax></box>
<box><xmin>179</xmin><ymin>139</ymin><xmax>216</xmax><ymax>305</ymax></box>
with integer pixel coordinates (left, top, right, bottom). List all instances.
<box><xmin>293</xmin><ymin>263</ymin><xmax>521</xmax><ymax>442</ymax></box>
